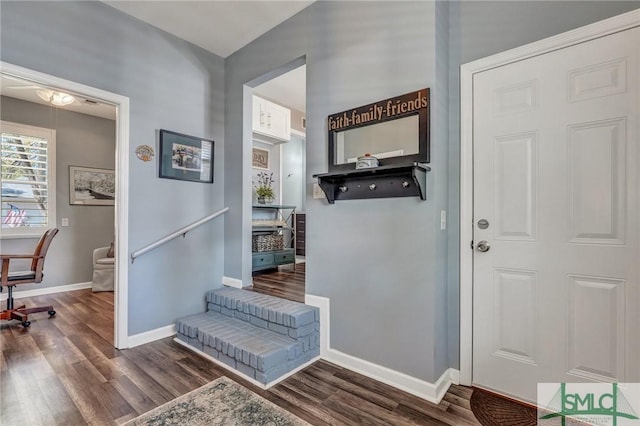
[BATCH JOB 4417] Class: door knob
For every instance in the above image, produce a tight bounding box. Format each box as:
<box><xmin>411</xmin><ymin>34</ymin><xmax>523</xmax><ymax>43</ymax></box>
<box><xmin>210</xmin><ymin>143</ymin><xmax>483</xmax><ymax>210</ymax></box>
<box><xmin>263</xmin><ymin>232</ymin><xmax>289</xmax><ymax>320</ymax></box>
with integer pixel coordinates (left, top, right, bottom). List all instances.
<box><xmin>477</xmin><ymin>240</ymin><xmax>490</xmax><ymax>252</ymax></box>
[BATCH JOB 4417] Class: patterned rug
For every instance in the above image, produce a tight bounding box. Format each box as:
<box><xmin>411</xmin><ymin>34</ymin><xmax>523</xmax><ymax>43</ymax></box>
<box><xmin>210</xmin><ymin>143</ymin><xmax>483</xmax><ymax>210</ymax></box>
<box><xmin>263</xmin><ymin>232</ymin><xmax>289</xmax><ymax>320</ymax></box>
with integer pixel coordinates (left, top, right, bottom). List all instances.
<box><xmin>470</xmin><ymin>387</ymin><xmax>538</xmax><ymax>426</ymax></box>
<box><xmin>124</xmin><ymin>376</ymin><xmax>310</xmax><ymax>426</ymax></box>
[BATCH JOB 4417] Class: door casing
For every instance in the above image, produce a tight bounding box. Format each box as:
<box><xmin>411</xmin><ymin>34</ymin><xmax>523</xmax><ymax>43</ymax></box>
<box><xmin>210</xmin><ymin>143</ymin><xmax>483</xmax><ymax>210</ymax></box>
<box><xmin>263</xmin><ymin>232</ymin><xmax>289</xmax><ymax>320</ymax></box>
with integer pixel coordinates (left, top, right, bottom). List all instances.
<box><xmin>1</xmin><ymin>61</ymin><xmax>131</xmax><ymax>349</ymax></box>
<box><xmin>459</xmin><ymin>9</ymin><xmax>640</xmax><ymax>387</ymax></box>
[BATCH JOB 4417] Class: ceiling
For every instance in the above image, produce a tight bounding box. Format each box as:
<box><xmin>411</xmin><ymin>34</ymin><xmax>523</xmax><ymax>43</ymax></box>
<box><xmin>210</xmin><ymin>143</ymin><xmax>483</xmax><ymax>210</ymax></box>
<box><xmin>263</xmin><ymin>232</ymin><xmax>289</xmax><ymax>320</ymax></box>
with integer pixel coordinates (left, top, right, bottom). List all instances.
<box><xmin>105</xmin><ymin>1</ymin><xmax>308</xmax><ymax>112</ymax></box>
<box><xmin>1</xmin><ymin>74</ymin><xmax>116</xmax><ymax>120</ymax></box>
<box><xmin>254</xmin><ymin>65</ymin><xmax>306</xmax><ymax>113</ymax></box>
<box><xmin>104</xmin><ymin>1</ymin><xmax>314</xmax><ymax>59</ymax></box>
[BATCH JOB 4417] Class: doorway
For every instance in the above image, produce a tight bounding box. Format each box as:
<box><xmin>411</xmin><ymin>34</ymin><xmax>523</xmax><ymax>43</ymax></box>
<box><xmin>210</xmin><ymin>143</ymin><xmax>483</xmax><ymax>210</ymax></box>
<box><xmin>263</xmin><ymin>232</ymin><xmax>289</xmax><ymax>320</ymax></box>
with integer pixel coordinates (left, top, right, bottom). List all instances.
<box><xmin>460</xmin><ymin>12</ymin><xmax>640</xmax><ymax>403</ymax></box>
<box><xmin>1</xmin><ymin>62</ymin><xmax>130</xmax><ymax>348</ymax></box>
<box><xmin>247</xmin><ymin>62</ymin><xmax>307</xmax><ymax>302</ymax></box>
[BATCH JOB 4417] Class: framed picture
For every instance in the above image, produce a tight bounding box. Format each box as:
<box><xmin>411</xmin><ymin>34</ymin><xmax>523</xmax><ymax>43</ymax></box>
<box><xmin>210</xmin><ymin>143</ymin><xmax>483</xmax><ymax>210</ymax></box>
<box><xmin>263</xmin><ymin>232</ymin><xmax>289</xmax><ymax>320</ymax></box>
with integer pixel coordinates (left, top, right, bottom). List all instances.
<box><xmin>69</xmin><ymin>166</ymin><xmax>115</xmax><ymax>206</ymax></box>
<box><xmin>252</xmin><ymin>147</ymin><xmax>269</xmax><ymax>170</ymax></box>
<box><xmin>159</xmin><ymin>129</ymin><xmax>214</xmax><ymax>183</ymax></box>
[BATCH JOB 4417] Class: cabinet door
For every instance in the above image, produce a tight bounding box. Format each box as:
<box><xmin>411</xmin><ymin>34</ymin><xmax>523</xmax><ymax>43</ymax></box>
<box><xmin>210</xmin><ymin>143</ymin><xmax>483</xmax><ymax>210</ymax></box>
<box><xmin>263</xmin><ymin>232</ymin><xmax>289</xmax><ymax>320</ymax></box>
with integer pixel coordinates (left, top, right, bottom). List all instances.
<box><xmin>252</xmin><ymin>96</ymin><xmax>267</xmax><ymax>134</ymax></box>
<box><xmin>265</xmin><ymin>101</ymin><xmax>290</xmax><ymax>141</ymax></box>
<box><xmin>252</xmin><ymin>96</ymin><xmax>290</xmax><ymax>141</ymax></box>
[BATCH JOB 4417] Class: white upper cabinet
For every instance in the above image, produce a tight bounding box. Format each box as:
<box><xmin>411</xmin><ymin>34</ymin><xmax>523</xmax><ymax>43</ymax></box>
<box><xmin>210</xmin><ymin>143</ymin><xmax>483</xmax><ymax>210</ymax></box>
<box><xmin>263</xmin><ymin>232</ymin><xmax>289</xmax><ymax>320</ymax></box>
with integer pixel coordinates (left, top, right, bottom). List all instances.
<box><xmin>253</xmin><ymin>95</ymin><xmax>291</xmax><ymax>142</ymax></box>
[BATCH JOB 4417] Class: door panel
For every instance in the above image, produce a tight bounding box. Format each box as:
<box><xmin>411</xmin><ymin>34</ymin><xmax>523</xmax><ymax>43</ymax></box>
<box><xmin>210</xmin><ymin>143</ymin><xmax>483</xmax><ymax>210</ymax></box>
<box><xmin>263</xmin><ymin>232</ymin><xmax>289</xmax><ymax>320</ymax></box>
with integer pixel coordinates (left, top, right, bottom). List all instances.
<box><xmin>567</xmin><ymin>275</ymin><xmax>625</xmax><ymax>382</ymax></box>
<box><xmin>472</xmin><ymin>27</ymin><xmax>639</xmax><ymax>402</ymax></box>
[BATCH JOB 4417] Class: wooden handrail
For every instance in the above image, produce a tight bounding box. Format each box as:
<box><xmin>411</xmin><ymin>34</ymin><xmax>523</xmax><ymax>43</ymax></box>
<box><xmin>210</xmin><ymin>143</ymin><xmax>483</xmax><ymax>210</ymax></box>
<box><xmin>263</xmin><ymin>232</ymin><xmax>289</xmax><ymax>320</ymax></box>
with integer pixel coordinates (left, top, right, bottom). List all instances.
<box><xmin>130</xmin><ymin>207</ymin><xmax>229</xmax><ymax>263</ymax></box>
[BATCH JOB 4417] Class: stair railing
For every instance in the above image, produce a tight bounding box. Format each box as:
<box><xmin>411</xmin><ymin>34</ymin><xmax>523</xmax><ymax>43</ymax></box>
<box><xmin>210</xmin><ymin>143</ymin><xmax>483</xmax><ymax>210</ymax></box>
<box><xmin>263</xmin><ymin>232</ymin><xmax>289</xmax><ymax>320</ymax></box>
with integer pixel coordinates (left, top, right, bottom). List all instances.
<box><xmin>130</xmin><ymin>207</ymin><xmax>229</xmax><ymax>263</ymax></box>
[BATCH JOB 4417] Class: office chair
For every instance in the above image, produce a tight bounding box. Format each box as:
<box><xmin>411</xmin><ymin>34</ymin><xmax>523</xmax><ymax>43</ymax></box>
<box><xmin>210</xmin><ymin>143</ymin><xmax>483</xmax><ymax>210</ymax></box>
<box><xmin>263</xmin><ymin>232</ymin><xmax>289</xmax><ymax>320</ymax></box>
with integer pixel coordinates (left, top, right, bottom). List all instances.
<box><xmin>1</xmin><ymin>228</ymin><xmax>59</xmax><ymax>328</ymax></box>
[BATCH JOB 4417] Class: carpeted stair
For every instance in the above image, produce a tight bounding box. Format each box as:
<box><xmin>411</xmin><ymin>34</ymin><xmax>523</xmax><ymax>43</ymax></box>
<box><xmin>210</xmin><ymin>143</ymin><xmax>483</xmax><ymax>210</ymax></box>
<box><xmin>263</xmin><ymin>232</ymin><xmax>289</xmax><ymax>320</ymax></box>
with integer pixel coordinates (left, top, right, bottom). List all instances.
<box><xmin>176</xmin><ymin>287</ymin><xmax>320</xmax><ymax>385</ymax></box>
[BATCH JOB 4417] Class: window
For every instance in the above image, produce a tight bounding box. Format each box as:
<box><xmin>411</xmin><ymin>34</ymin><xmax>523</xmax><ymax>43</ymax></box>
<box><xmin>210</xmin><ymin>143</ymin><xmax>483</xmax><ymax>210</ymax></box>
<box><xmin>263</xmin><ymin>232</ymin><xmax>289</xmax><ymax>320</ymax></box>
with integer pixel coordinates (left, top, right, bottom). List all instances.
<box><xmin>1</xmin><ymin>121</ymin><xmax>56</xmax><ymax>238</ymax></box>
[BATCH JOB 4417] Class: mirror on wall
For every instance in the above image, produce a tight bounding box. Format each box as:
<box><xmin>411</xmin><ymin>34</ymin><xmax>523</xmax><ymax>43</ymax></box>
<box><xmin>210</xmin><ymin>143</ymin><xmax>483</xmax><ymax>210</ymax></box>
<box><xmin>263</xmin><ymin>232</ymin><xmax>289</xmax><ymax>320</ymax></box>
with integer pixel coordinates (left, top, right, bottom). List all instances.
<box><xmin>334</xmin><ymin>114</ymin><xmax>419</xmax><ymax>164</ymax></box>
<box><xmin>328</xmin><ymin>88</ymin><xmax>430</xmax><ymax>172</ymax></box>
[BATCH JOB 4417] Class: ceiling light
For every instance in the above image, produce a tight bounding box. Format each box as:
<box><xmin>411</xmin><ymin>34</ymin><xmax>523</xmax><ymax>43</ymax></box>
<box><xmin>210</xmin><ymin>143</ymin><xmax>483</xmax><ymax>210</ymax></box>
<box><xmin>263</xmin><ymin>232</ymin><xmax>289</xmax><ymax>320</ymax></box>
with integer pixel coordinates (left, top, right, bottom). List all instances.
<box><xmin>36</xmin><ymin>89</ymin><xmax>75</xmax><ymax>106</ymax></box>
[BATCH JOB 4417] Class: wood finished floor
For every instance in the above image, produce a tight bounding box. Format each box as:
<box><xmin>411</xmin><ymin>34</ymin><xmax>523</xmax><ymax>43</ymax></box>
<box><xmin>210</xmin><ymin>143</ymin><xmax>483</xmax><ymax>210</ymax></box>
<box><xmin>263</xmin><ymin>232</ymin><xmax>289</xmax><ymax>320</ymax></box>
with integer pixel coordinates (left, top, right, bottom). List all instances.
<box><xmin>250</xmin><ymin>261</ymin><xmax>306</xmax><ymax>303</ymax></box>
<box><xmin>1</xmin><ymin>288</ymin><xmax>482</xmax><ymax>425</ymax></box>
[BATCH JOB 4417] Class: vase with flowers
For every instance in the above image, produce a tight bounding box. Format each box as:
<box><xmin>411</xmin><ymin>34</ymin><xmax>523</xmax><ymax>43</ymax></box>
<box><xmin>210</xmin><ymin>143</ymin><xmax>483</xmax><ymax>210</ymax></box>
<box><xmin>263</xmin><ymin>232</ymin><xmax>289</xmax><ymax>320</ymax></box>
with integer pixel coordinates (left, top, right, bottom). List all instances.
<box><xmin>253</xmin><ymin>171</ymin><xmax>275</xmax><ymax>204</ymax></box>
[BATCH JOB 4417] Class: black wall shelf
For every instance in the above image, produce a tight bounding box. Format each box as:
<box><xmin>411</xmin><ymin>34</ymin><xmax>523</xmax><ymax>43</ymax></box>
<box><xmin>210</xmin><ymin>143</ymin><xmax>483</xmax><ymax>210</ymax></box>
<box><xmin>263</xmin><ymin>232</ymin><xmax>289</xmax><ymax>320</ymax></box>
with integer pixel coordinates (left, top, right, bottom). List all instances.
<box><xmin>313</xmin><ymin>163</ymin><xmax>430</xmax><ymax>204</ymax></box>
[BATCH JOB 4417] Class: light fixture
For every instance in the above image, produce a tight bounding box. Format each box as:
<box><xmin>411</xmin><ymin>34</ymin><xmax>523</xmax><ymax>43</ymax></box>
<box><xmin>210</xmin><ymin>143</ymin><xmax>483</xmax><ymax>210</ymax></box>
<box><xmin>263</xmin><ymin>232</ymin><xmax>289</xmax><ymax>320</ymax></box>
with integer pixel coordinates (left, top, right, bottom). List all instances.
<box><xmin>36</xmin><ymin>89</ymin><xmax>75</xmax><ymax>106</ymax></box>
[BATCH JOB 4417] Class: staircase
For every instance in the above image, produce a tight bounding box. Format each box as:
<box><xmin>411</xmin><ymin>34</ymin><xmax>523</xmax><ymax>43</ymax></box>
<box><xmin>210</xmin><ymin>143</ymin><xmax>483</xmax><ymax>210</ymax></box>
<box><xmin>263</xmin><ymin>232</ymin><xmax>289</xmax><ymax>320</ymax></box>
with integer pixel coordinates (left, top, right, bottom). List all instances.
<box><xmin>176</xmin><ymin>287</ymin><xmax>320</xmax><ymax>386</ymax></box>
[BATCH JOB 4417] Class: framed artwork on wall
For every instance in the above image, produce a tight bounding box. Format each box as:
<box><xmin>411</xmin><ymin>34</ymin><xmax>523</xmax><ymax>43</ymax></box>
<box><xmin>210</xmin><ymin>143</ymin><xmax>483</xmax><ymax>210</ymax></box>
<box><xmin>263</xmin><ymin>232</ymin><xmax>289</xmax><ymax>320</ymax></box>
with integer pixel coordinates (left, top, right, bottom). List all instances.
<box><xmin>69</xmin><ymin>166</ymin><xmax>115</xmax><ymax>206</ymax></box>
<box><xmin>159</xmin><ymin>129</ymin><xmax>214</xmax><ymax>183</ymax></box>
<box><xmin>252</xmin><ymin>147</ymin><xmax>269</xmax><ymax>170</ymax></box>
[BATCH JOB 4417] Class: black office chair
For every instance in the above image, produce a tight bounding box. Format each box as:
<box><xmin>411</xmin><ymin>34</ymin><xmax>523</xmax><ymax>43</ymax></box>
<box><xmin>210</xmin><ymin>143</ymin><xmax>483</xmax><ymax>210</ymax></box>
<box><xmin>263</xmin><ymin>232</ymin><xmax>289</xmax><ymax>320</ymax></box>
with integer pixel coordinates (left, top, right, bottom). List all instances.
<box><xmin>0</xmin><ymin>228</ymin><xmax>59</xmax><ymax>328</ymax></box>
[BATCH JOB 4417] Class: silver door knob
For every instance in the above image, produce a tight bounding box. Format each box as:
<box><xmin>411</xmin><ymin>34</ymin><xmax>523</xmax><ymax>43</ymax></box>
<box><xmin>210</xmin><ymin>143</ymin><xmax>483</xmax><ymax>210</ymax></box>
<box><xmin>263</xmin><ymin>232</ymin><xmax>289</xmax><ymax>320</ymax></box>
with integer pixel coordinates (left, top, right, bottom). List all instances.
<box><xmin>477</xmin><ymin>241</ymin><xmax>490</xmax><ymax>252</ymax></box>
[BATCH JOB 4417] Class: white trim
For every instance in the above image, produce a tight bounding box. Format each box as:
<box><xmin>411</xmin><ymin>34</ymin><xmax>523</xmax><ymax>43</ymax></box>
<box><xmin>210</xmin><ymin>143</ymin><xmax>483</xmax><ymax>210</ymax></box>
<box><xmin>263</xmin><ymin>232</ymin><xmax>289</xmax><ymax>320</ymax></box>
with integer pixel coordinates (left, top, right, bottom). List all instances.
<box><xmin>290</xmin><ymin>128</ymin><xmax>306</xmax><ymax>138</ymax></box>
<box><xmin>173</xmin><ymin>337</ymin><xmax>320</xmax><ymax>389</ymax></box>
<box><xmin>222</xmin><ymin>276</ymin><xmax>245</xmax><ymax>289</ymax></box>
<box><xmin>0</xmin><ymin>281</ymin><xmax>92</xmax><ymax>301</ymax></box>
<box><xmin>304</xmin><ymin>293</ymin><xmax>455</xmax><ymax>403</ymax></box>
<box><xmin>128</xmin><ymin>324</ymin><xmax>176</xmax><ymax>348</ymax></box>
<box><xmin>459</xmin><ymin>9</ymin><xmax>640</xmax><ymax>387</ymax></box>
<box><xmin>304</xmin><ymin>294</ymin><xmax>329</xmax><ymax>357</ymax></box>
<box><xmin>1</xmin><ymin>62</ymin><xmax>131</xmax><ymax>350</ymax></box>
<box><xmin>325</xmin><ymin>348</ymin><xmax>457</xmax><ymax>404</ymax></box>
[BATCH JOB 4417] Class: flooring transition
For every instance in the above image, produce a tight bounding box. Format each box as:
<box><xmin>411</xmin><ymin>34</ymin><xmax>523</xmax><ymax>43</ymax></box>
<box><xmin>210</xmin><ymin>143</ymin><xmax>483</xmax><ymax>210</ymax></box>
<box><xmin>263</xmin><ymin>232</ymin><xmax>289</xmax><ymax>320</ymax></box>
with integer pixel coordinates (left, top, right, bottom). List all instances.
<box><xmin>251</xmin><ymin>262</ymin><xmax>305</xmax><ymax>303</ymax></box>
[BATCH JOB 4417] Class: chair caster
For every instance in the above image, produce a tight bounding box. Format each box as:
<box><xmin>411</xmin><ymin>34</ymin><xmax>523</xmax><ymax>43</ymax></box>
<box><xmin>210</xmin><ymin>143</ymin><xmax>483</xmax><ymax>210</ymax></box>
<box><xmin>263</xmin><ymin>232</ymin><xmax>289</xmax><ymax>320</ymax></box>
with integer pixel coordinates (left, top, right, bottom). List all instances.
<box><xmin>22</xmin><ymin>321</ymin><xmax>31</xmax><ymax>328</ymax></box>
<box><xmin>48</xmin><ymin>310</ymin><xmax>56</xmax><ymax>317</ymax></box>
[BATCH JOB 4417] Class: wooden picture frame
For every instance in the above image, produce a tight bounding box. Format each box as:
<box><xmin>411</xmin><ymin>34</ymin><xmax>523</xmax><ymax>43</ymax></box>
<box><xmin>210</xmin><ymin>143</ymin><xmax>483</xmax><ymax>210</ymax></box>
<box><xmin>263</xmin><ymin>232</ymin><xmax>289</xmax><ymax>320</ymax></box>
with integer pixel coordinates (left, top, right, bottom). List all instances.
<box><xmin>252</xmin><ymin>147</ymin><xmax>270</xmax><ymax>170</ymax></box>
<box><xmin>159</xmin><ymin>129</ymin><xmax>214</xmax><ymax>183</ymax></box>
<box><xmin>69</xmin><ymin>166</ymin><xmax>115</xmax><ymax>206</ymax></box>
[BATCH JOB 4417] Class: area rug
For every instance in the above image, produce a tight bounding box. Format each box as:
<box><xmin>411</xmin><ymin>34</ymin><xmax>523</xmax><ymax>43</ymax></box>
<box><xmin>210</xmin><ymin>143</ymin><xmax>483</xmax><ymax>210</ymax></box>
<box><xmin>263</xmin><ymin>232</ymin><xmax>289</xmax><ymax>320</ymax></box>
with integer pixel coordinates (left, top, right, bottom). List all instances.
<box><xmin>124</xmin><ymin>376</ymin><xmax>310</xmax><ymax>426</ymax></box>
<box><xmin>470</xmin><ymin>387</ymin><xmax>538</xmax><ymax>426</ymax></box>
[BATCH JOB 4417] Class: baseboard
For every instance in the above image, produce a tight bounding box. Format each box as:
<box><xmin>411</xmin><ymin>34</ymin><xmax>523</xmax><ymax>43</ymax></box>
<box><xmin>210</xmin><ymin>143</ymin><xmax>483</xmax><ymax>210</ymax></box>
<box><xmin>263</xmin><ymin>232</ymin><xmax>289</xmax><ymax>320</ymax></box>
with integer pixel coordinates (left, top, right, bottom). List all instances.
<box><xmin>128</xmin><ymin>324</ymin><xmax>176</xmax><ymax>348</ymax></box>
<box><xmin>173</xmin><ymin>337</ymin><xmax>320</xmax><ymax>389</ymax></box>
<box><xmin>325</xmin><ymin>348</ymin><xmax>456</xmax><ymax>403</ymax></box>
<box><xmin>449</xmin><ymin>368</ymin><xmax>460</xmax><ymax>385</ymax></box>
<box><xmin>0</xmin><ymin>281</ymin><xmax>92</xmax><ymax>301</ymax></box>
<box><xmin>304</xmin><ymin>292</ymin><xmax>457</xmax><ymax>404</ymax></box>
<box><xmin>222</xmin><ymin>276</ymin><xmax>244</xmax><ymax>289</ymax></box>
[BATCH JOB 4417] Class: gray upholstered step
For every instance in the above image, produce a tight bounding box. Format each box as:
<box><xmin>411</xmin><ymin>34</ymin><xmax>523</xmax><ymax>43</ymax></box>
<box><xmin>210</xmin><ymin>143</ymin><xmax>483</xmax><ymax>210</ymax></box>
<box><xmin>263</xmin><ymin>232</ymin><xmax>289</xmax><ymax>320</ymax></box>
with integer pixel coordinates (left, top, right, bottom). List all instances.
<box><xmin>176</xmin><ymin>311</ymin><xmax>319</xmax><ymax>384</ymax></box>
<box><xmin>207</xmin><ymin>288</ymin><xmax>318</xmax><ymax>336</ymax></box>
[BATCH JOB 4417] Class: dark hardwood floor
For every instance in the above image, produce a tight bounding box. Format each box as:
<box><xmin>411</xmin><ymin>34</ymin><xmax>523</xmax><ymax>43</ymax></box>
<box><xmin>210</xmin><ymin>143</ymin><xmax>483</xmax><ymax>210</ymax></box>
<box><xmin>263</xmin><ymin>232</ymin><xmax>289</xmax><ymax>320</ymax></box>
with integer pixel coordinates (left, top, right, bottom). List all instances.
<box><xmin>250</xmin><ymin>261</ymin><xmax>306</xmax><ymax>303</ymax></box>
<box><xmin>0</xmin><ymin>288</ymin><xmax>482</xmax><ymax>425</ymax></box>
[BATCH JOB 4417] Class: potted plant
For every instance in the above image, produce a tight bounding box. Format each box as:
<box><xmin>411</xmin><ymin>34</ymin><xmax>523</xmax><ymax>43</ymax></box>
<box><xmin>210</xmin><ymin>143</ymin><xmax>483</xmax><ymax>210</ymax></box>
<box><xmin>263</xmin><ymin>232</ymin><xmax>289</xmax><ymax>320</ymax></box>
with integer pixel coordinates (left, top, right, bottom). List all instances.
<box><xmin>253</xmin><ymin>171</ymin><xmax>275</xmax><ymax>204</ymax></box>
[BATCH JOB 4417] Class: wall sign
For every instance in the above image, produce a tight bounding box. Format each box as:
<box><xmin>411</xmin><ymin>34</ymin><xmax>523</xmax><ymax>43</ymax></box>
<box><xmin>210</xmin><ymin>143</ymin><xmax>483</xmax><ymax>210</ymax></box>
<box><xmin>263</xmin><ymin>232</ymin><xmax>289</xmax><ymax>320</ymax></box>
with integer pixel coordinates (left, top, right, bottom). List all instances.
<box><xmin>328</xmin><ymin>88</ymin><xmax>429</xmax><ymax>131</ymax></box>
<box><xmin>252</xmin><ymin>147</ymin><xmax>270</xmax><ymax>170</ymax></box>
<box><xmin>327</xmin><ymin>88</ymin><xmax>430</xmax><ymax>172</ymax></box>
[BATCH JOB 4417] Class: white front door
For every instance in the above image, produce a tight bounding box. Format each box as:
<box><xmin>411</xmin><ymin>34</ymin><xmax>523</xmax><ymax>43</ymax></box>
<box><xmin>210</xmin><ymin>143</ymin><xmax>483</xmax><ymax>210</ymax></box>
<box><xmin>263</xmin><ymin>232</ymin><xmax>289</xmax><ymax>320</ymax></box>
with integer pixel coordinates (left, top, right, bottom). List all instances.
<box><xmin>472</xmin><ymin>27</ymin><xmax>639</xmax><ymax>402</ymax></box>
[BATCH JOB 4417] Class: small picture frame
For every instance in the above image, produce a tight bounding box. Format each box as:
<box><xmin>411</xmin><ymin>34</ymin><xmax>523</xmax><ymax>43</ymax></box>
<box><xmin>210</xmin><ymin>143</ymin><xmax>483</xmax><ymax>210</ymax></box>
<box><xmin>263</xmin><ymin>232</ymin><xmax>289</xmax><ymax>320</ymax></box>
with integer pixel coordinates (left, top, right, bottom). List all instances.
<box><xmin>252</xmin><ymin>147</ymin><xmax>269</xmax><ymax>170</ymax></box>
<box><xmin>159</xmin><ymin>129</ymin><xmax>214</xmax><ymax>183</ymax></box>
<box><xmin>69</xmin><ymin>166</ymin><xmax>115</xmax><ymax>206</ymax></box>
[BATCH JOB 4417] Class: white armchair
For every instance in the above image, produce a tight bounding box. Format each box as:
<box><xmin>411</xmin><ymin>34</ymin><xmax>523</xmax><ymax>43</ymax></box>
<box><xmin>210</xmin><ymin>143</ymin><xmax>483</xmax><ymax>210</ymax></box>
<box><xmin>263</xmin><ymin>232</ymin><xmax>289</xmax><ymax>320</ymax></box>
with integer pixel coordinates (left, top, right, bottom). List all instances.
<box><xmin>92</xmin><ymin>245</ymin><xmax>114</xmax><ymax>292</ymax></box>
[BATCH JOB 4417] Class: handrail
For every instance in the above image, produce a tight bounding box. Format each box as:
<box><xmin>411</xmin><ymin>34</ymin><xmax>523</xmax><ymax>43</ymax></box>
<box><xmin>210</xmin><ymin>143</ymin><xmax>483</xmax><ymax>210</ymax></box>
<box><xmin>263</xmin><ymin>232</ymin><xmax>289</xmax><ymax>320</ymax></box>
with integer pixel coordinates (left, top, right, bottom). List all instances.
<box><xmin>130</xmin><ymin>207</ymin><xmax>229</xmax><ymax>263</ymax></box>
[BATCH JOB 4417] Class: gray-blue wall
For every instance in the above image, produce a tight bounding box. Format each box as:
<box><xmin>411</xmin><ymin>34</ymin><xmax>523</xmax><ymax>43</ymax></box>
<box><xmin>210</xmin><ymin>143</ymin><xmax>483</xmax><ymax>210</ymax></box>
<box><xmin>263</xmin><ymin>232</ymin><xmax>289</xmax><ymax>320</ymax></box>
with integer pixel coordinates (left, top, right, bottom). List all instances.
<box><xmin>2</xmin><ymin>0</ymin><xmax>638</xmax><ymax>379</ymax></box>
<box><xmin>1</xmin><ymin>1</ymin><xmax>226</xmax><ymax>335</ymax></box>
<box><xmin>227</xmin><ymin>0</ymin><xmax>640</xmax><ymax>383</ymax></box>
<box><xmin>225</xmin><ymin>1</ymin><xmax>448</xmax><ymax>382</ymax></box>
